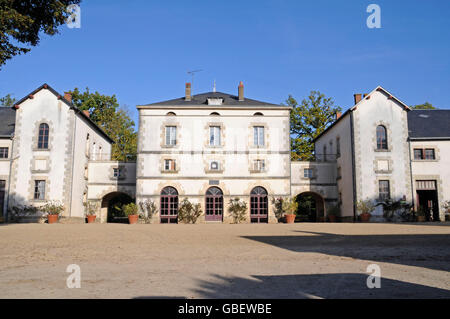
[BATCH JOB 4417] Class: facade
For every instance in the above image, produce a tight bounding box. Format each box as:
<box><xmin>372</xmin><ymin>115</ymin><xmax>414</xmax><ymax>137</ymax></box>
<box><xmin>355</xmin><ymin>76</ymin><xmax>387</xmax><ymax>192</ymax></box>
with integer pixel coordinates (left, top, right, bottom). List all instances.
<box><xmin>1</xmin><ymin>83</ymin><xmax>449</xmax><ymax>223</ymax></box>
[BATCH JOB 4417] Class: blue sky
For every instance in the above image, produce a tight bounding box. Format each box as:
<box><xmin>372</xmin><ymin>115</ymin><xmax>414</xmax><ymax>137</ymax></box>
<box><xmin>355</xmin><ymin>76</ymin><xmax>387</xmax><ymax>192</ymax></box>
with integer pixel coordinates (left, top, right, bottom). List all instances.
<box><xmin>1</xmin><ymin>0</ymin><xmax>449</xmax><ymax>125</ymax></box>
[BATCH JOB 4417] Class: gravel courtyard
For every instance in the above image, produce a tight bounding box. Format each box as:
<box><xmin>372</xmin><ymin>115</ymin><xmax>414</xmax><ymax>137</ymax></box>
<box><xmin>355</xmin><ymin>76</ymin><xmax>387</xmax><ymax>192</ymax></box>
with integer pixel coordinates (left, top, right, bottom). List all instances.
<box><xmin>0</xmin><ymin>222</ymin><xmax>449</xmax><ymax>299</ymax></box>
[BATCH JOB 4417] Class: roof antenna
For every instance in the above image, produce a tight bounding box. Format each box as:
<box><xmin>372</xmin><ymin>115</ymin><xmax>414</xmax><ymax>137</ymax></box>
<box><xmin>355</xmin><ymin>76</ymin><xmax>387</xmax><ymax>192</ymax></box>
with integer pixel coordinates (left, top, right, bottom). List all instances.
<box><xmin>213</xmin><ymin>79</ymin><xmax>216</xmax><ymax>93</ymax></box>
<box><xmin>187</xmin><ymin>69</ymin><xmax>203</xmax><ymax>96</ymax></box>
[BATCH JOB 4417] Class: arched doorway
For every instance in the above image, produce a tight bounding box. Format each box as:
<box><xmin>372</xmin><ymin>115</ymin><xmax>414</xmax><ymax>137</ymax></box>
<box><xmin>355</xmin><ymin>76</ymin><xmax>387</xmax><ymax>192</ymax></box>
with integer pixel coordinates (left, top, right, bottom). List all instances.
<box><xmin>250</xmin><ymin>186</ymin><xmax>268</xmax><ymax>223</ymax></box>
<box><xmin>101</xmin><ymin>192</ymin><xmax>133</xmax><ymax>223</ymax></box>
<box><xmin>160</xmin><ymin>186</ymin><xmax>178</xmax><ymax>224</ymax></box>
<box><xmin>295</xmin><ymin>192</ymin><xmax>325</xmax><ymax>222</ymax></box>
<box><xmin>205</xmin><ymin>187</ymin><xmax>223</xmax><ymax>222</ymax></box>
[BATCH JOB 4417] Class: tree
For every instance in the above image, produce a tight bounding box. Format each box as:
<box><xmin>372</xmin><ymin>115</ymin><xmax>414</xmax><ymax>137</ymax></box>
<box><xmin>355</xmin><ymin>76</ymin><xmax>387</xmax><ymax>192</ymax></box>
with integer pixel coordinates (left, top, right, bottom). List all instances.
<box><xmin>412</xmin><ymin>102</ymin><xmax>436</xmax><ymax>110</ymax></box>
<box><xmin>0</xmin><ymin>0</ymin><xmax>81</xmax><ymax>68</ymax></box>
<box><xmin>69</xmin><ymin>88</ymin><xmax>137</xmax><ymax>161</ymax></box>
<box><xmin>287</xmin><ymin>91</ymin><xmax>341</xmax><ymax>161</ymax></box>
<box><xmin>0</xmin><ymin>93</ymin><xmax>16</xmax><ymax>107</ymax></box>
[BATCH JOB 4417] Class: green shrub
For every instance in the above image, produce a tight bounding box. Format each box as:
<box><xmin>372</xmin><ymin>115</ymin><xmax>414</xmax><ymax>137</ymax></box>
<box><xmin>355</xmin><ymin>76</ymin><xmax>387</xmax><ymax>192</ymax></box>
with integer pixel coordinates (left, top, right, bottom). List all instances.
<box><xmin>121</xmin><ymin>203</ymin><xmax>138</xmax><ymax>217</ymax></box>
<box><xmin>228</xmin><ymin>198</ymin><xmax>247</xmax><ymax>224</ymax></box>
<box><xmin>138</xmin><ymin>199</ymin><xmax>159</xmax><ymax>223</ymax></box>
<box><xmin>178</xmin><ymin>198</ymin><xmax>202</xmax><ymax>224</ymax></box>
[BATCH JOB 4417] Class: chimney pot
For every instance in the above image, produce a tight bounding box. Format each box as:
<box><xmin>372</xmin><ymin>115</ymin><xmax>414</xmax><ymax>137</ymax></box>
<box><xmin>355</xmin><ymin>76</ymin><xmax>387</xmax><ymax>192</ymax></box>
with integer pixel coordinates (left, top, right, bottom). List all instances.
<box><xmin>64</xmin><ymin>92</ymin><xmax>72</xmax><ymax>103</ymax></box>
<box><xmin>83</xmin><ymin>110</ymin><xmax>90</xmax><ymax>118</ymax></box>
<box><xmin>353</xmin><ymin>93</ymin><xmax>362</xmax><ymax>105</ymax></box>
<box><xmin>185</xmin><ymin>83</ymin><xmax>191</xmax><ymax>101</ymax></box>
<box><xmin>336</xmin><ymin>111</ymin><xmax>342</xmax><ymax>120</ymax></box>
<box><xmin>238</xmin><ymin>81</ymin><xmax>244</xmax><ymax>101</ymax></box>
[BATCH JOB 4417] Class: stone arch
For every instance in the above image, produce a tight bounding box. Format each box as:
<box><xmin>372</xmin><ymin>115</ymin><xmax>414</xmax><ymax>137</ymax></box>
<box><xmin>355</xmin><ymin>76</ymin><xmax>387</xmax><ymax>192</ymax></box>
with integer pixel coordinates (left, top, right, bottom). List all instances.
<box><xmin>101</xmin><ymin>191</ymin><xmax>134</xmax><ymax>223</ymax></box>
<box><xmin>295</xmin><ymin>191</ymin><xmax>326</xmax><ymax>222</ymax></box>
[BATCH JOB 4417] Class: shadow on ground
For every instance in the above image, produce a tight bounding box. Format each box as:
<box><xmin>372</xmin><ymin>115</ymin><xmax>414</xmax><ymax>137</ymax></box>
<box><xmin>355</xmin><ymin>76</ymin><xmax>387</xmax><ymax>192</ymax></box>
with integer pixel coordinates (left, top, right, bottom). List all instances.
<box><xmin>242</xmin><ymin>231</ymin><xmax>450</xmax><ymax>272</ymax></box>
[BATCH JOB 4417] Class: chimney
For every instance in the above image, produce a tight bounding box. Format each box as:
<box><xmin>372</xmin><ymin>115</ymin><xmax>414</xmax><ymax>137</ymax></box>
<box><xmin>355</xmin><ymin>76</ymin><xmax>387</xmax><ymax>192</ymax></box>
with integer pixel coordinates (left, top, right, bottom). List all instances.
<box><xmin>83</xmin><ymin>110</ymin><xmax>90</xmax><ymax>118</ymax></box>
<box><xmin>185</xmin><ymin>83</ymin><xmax>191</xmax><ymax>101</ymax></box>
<box><xmin>353</xmin><ymin>93</ymin><xmax>362</xmax><ymax>105</ymax></box>
<box><xmin>64</xmin><ymin>92</ymin><xmax>72</xmax><ymax>103</ymax></box>
<box><xmin>336</xmin><ymin>111</ymin><xmax>342</xmax><ymax>120</ymax></box>
<box><xmin>238</xmin><ymin>81</ymin><xmax>244</xmax><ymax>101</ymax></box>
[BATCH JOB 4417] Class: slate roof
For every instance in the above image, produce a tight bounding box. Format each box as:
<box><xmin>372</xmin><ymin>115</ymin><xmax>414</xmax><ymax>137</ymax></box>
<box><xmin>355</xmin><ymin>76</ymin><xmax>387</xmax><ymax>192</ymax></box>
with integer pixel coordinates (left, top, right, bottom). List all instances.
<box><xmin>0</xmin><ymin>107</ymin><xmax>16</xmax><ymax>137</ymax></box>
<box><xmin>408</xmin><ymin>109</ymin><xmax>450</xmax><ymax>139</ymax></box>
<box><xmin>143</xmin><ymin>91</ymin><xmax>280</xmax><ymax>107</ymax></box>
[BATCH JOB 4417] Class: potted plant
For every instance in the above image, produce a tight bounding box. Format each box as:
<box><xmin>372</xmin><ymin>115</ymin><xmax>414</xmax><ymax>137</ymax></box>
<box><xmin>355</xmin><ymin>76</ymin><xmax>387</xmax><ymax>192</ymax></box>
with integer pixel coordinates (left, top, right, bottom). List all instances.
<box><xmin>122</xmin><ymin>203</ymin><xmax>139</xmax><ymax>224</ymax></box>
<box><xmin>327</xmin><ymin>205</ymin><xmax>340</xmax><ymax>222</ymax></box>
<box><xmin>41</xmin><ymin>201</ymin><xmax>64</xmax><ymax>224</ymax></box>
<box><xmin>356</xmin><ymin>199</ymin><xmax>374</xmax><ymax>222</ymax></box>
<box><xmin>85</xmin><ymin>201</ymin><xmax>98</xmax><ymax>223</ymax></box>
<box><xmin>282</xmin><ymin>197</ymin><xmax>298</xmax><ymax>224</ymax></box>
<box><xmin>416</xmin><ymin>206</ymin><xmax>426</xmax><ymax>222</ymax></box>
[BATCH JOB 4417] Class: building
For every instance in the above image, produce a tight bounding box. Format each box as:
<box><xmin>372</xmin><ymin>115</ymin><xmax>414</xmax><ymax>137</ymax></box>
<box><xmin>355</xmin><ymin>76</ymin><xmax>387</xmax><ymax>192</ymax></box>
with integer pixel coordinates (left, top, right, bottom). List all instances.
<box><xmin>1</xmin><ymin>83</ymin><xmax>449</xmax><ymax>223</ymax></box>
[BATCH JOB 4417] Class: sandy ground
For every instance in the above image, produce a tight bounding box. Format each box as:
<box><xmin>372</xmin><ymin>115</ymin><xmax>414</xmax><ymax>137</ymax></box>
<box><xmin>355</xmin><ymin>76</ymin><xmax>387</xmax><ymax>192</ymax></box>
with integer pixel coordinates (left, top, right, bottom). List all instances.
<box><xmin>0</xmin><ymin>222</ymin><xmax>449</xmax><ymax>299</ymax></box>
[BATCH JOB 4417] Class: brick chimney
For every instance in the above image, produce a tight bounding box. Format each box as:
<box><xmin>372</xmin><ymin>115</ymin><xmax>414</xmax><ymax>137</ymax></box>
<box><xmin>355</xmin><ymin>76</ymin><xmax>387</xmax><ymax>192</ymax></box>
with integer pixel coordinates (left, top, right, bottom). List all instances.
<box><xmin>238</xmin><ymin>81</ymin><xmax>244</xmax><ymax>101</ymax></box>
<box><xmin>64</xmin><ymin>92</ymin><xmax>72</xmax><ymax>103</ymax></box>
<box><xmin>185</xmin><ymin>83</ymin><xmax>191</xmax><ymax>101</ymax></box>
<box><xmin>336</xmin><ymin>111</ymin><xmax>342</xmax><ymax>120</ymax></box>
<box><xmin>83</xmin><ymin>110</ymin><xmax>90</xmax><ymax>118</ymax></box>
<box><xmin>353</xmin><ymin>93</ymin><xmax>362</xmax><ymax>105</ymax></box>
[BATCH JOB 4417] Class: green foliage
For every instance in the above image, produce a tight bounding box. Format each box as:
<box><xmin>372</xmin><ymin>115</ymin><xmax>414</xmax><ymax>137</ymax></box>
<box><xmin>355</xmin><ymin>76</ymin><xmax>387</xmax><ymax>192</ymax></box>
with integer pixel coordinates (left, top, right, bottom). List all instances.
<box><xmin>356</xmin><ymin>199</ymin><xmax>375</xmax><ymax>215</ymax></box>
<box><xmin>327</xmin><ymin>204</ymin><xmax>341</xmax><ymax>217</ymax></box>
<box><xmin>228</xmin><ymin>198</ymin><xmax>247</xmax><ymax>224</ymax></box>
<box><xmin>376</xmin><ymin>199</ymin><xmax>412</xmax><ymax>222</ymax></box>
<box><xmin>0</xmin><ymin>0</ymin><xmax>81</xmax><ymax>68</ymax></box>
<box><xmin>69</xmin><ymin>88</ymin><xmax>137</xmax><ymax>161</ymax></box>
<box><xmin>297</xmin><ymin>195</ymin><xmax>314</xmax><ymax>215</ymax></box>
<box><xmin>287</xmin><ymin>91</ymin><xmax>342</xmax><ymax>161</ymax></box>
<box><xmin>412</xmin><ymin>102</ymin><xmax>436</xmax><ymax>110</ymax></box>
<box><xmin>84</xmin><ymin>201</ymin><xmax>98</xmax><ymax>216</ymax></box>
<box><xmin>138</xmin><ymin>199</ymin><xmax>159</xmax><ymax>223</ymax></box>
<box><xmin>271</xmin><ymin>197</ymin><xmax>284</xmax><ymax>219</ymax></box>
<box><xmin>120</xmin><ymin>203</ymin><xmax>138</xmax><ymax>217</ymax></box>
<box><xmin>40</xmin><ymin>200</ymin><xmax>65</xmax><ymax>215</ymax></box>
<box><xmin>178</xmin><ymin>198</ymin><xmax>202</xmax><ymax>224</ymax></box>
<box><xmin>282</xmin><ymin>197</ymin><xmax>298</xmax><ymax>215</ymax></box>
<box><xmin>0</xmin><ymin>94</ymin><xmax>16</xmax><ymax>107</ymax></box>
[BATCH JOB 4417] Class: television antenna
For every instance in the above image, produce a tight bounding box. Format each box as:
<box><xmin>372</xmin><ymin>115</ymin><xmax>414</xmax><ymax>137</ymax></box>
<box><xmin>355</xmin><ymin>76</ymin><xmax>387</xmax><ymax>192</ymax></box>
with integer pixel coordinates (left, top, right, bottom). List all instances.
<box><xmin>187</xmin><ymin>69</ymin><xmax>203</xmax><ymax>96</ymax></box>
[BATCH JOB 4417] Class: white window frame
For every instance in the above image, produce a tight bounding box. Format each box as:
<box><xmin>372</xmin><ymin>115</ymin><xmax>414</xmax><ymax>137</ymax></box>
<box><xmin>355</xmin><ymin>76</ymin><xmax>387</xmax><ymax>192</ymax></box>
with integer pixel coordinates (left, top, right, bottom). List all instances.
<box><xmin>164</xmin><ymin>159</ymin><xmax>176</xmax><ymax>171</ymax></box>
<box><xmin>165</xmin><ymin>126</ymin><xmax>177</xmax><ymax>146</ymax></box>
<box><xmin>253</xmin><ymin>159</ymin><xmax>265</xmax><ymax>171</ymax></box>
<box><xmin>209</xmin><ymin>126</ymin><xmax>221</xmax><ymax>146</ymax></box>
<box><xmin>253</xmin><ymin>126</ymin><xmax>265</xmax><ymax>147</ymax></box>
<box><xmin>304</xmin><ymin>168</ymin><xmax>313</xmax><ymax>178</ymax></box>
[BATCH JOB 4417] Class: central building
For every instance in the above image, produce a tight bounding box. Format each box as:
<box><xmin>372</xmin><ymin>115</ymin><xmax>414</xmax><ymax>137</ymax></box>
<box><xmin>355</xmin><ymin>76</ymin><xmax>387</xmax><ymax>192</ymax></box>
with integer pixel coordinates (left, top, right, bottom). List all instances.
<box><xmin>136</xmin><ymin>82</ymin><xmax>291</xmax><ymax>223</ymax></box>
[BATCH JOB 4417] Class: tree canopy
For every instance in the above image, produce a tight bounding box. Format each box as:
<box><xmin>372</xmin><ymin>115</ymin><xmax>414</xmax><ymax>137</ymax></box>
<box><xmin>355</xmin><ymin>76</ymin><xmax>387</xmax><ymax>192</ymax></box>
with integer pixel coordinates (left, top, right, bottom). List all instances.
<box><xmin>287</xmin><ymin>91</ymin><xmax>341</xmax><ymax>161</ymax></box>
<box><xmin>69</xmin><ymin>88</ymin><xmax>137</xmax><ymax>161</ymax></box>
<box><xmin>412</xmin><ymin>102</ymin><xmax>436</xmax><ymax>110</ymax></box>
<box><xmin>0</xmin><ymin>0</ymin><xmax>81</xmax><ymax>68</ymax></box>
<box><xmin>0</xmin><ymin>93</ymin><xmax>16</xmax><ymax>107</ymax></box>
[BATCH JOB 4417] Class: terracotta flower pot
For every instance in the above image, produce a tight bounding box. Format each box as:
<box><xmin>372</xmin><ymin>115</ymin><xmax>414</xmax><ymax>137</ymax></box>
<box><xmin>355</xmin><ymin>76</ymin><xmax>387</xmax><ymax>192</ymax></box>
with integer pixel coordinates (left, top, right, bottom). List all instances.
<box><xmin>47</xmin><ymin>214</ymin><xmax>59</xmax><ymax>224</ymax></box>
<box><xmin>285</xmin><ymin>214</ymin><xmax>296</xmax><ymax>224</ymax></box>
<box><xmin>360</xmin><ymin>213</ymin><xmax>371</xmax><ymax>222</ymax></box>
<box><xmin>87</xmin><ymin>215</ymin><xmax>96</xmax><ymax>223</ymax></box>
<box><xmin>328</xmin><ymin>215</ymin><xmax>337</xmax><ymax>223</ymax></box>
<box><xmin>128</xmin><ymin>214</ymin><xmax>139</xmax><ymax>224</ymax></box>
<box><xmin>417</xmin><ymin>215</ymin><xmax>426</xmax><ymax>222</ymax></box>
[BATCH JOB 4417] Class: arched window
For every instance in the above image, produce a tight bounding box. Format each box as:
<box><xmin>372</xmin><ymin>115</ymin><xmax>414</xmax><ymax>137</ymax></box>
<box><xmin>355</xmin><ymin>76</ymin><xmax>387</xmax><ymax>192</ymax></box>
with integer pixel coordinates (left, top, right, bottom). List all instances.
<box><xmin>37</xmin><ymin>123</ymin><xmax>49</xmax><ymax>149</ymax></box>
<box><xmin>376</xmin><ymin>125</ymin><xmax>388</xmax><ymax>150</ymax></box>
<box><xmin>166</xmin><ymin>112</ymin><xmax>176</xmax><ymax>116</ymax></box>
<box><xmin>160</xmin><ymin>187</ymin><xmax>178</xmax><ymax>223</ymax></box>
<box><xmin>253</xmin><ymin>112</ymin><xmax>264</xmax><ymax>116</ymax></box>
<box><xmin>210</xmin><ymin>112</ymin><xmax>220</xmax><ymax>116</ymax></box>
<box><xmin>205</xmin><ymin>187</ymin><xmax>223</xmax><ymax>222</ymax></box>
<box><xmin>250</xmin><ymin>187</ymin><xmax>268</xmax><ymax>223</ymax></box>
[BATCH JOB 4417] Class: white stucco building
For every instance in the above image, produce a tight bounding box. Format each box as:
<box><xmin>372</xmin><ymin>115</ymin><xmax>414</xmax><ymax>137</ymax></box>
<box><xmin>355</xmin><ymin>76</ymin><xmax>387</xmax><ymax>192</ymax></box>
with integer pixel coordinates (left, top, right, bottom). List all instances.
<box><xmin>1</xmin><ymin>83</ymin><xmax>449</xmax><ymax>223</ymax></box>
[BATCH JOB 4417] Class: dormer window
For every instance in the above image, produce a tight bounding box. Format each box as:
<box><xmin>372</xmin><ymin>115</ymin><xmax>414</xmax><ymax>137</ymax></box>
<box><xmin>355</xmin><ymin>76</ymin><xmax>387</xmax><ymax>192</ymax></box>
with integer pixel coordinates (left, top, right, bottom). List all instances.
<box><xmin>207</xmin><ymin>98</ymin><xmax>224</xmax><ymax>105</ymax></box>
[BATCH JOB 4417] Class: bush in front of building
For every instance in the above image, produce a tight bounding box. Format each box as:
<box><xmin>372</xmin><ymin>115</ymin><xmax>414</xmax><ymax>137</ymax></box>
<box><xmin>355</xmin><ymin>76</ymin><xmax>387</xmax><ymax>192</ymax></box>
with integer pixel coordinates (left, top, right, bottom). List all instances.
<box><xmin>228</xmin><ymin>198</ymin><xmax>248</xmax><ymax>224</ymax></box>
<box><xmin>138</xmin><ymin>199</ymin><xmax>159</xmax><ymax>224</ymax></box>
<box><xmin>178</xmin><ymin>198</ymin><xmax>202</xmax><ymax>224</ymax></box>
<box><xmin>356</xmin><ymin>199</ymin><xmax>375</xmax><ymax>222</ymax></box>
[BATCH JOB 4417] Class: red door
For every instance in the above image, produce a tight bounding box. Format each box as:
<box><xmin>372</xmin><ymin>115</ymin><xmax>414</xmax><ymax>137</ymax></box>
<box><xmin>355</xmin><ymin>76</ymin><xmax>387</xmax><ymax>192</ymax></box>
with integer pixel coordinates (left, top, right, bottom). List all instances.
<box><xmin>160</xmin><ymin>187</ymin><xmax>178</xmax><ymax>223</ymax></box>
<box><xmin>250</xmin><ymin>187</ymin><xmax>268</xmax><ymax>223</ymax></box>
<box><xmin>205</xmin><ymin>187</ymin><xmax>223</xmax><ymax>222</ymax></box>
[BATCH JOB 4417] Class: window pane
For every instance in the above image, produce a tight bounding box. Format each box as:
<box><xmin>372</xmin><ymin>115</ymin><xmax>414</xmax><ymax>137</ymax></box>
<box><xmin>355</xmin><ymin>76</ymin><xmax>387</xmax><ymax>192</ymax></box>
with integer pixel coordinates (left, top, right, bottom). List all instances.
<box><xmin>376</xmin><ymin>126</ymin><xmax>387</xmax><ymax>150</ymax></box>
<box><xmin>379</xmin><ymin>180</ymin><xmax>390</xmax><ymax>200</ymax></box>
<box><xmin>414</xmin><ymin>149</ymin><xmax>423</xmax><ymax>160</ymax></box>
<box><xmin>210</xmin><ymin>126</ymin><xmax>220</xmax><ymax>146</ymax></box>
<box><xmin>425</xmin><ymin>149</ymin><xmax>435</xmax><ymax>160</ymax></box>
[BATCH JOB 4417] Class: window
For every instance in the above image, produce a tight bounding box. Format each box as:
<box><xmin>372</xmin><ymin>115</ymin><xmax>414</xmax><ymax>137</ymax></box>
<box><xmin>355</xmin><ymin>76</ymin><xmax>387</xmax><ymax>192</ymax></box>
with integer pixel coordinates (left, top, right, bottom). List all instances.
<box><xmin>250</xmin><ymin>187</ymin><xmax>268</xmax><ymax>223</ymax></box>
<box><xmin>38</xmin><ymin>123</ymin><xmax>49</xmax><ymax>149</ymax></box>
<box><xmin>376</xmin><ymin>125</ymin><xmax>388</xmax><ymax>150</ymax></box>
<box><xmin>414</xmin><ymin>148</ymin><xmax>436</xmax><ymax>160</ymax></box>
<box><xmin>165</xmin><ymin>126</ymin><xmax>177</xmax><ymax>146</ymax></box>
<box><xmin>336</xmin><ymin>137</ymin><xmax>341</xmax><ymax>157</ymax></box>
<box><xmin>205</xmin><ymin>187</ymin><xmax>223</xmax><ymax>221</ymax></box>
<box><xmin>253</xmin><ymin>159</ymin><xmax>265</xmax><ymax>171</ymax></box>
<box><xmin>160</xmin><ymin>187</ymin><xmax>178</xmax><ymax>223</ymax></box>
<box><xmin>210</xmin><ymin>161</ymin><xmax>220</xmax><ymax>171</ymax></box>
<box><xmin>34</xmin><ymin>180</ymin><xmax>46</xmax><ymax>200</ymax></box>
<box><xmin>379</xmin><ymin>180</ymin><xmax>390</xmax><ymax>201</ymax></box>
<box><xmin>0</xmin><ymin>147</ymin><xmax>8</xmax><ymax>159</ymax></box>
<box><xmin>209</xmin><ymin>126</ymin><xmax>221</xmax><ymax>146</ymax></box>
<box><xmin>304</xmin><ymin>168</ymin><xmax>313</xmax><ymax>178</ymax></box>
<box><xmin>85</xmin><ymin>134</ymin><xmax>90</xmax><ymax>156</ymax></box>
<box><xmin>113</xmin><ymin>168</ymin><xmax>123</xmax><ymax>178</ymax></box>
<box><xmin>253</xmin><ymin>126</ymin><xmax>265</xmax><ymax>147</ymax></box>
<box><xmin>164</xmin><ymin>159</ymin><xmax>176</xmax><ymax>171</ymax></box>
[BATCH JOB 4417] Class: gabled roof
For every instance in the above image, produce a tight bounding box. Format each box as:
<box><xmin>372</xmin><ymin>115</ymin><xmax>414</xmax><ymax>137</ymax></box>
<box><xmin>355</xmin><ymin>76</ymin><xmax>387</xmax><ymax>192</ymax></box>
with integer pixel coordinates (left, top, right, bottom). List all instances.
<box><xmin>14</xmin><ymin>83</ymin><xmax>114</xmax><ymax>143</ymax></box>
<box><xmin>140</xmin><ymin>91</ymin><xmax>281</xmax><ymax>108</ymax></box>
<box><xmin>0</xmin><ymin>107</ymin><xmax>16</xmax><ymax>137</ymax></box>
<box><xmin>408</xmin><ymin>109</ymin><xmax>450</xmax><ymax>140</ymax></box>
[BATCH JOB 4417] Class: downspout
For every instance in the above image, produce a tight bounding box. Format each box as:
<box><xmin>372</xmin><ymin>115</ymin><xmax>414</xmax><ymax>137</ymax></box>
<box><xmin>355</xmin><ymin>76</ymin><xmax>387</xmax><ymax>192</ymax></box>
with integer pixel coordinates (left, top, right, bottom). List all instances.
<box><xmin>5</xmin><ymin>133</ymin><xmax>15</xmax><ymax>223</ymax></box>
<box><xmin>68</xmin><ymin>110</ymin><xmax>77</xmax><ymax>218</ymax></box>
<box><xmin>350</xmin><ymin>111</ymin><xmax>357</xmax><ymax>222</ymax></box>
<box><xmin>407</xmin><ymin>137</ymin><xmax>415</xmax><ymax>209</ymax></box>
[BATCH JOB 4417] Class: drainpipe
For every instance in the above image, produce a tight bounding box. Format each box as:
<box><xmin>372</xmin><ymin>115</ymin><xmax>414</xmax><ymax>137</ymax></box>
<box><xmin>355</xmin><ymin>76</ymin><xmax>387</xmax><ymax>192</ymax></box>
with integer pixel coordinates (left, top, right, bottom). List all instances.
<box><xmin>5</xmin><ymin>133</ymin><xmax>16</xmax><ymax>223</ymax></box>
<box><xmin>407</xmin><ymin>137</ymin><xmax>415</xmax><ymax>209</ymax></box>
<box><xmin>68</xmin><ymin>111</ymin><xmax>77</xmax><ymax>218</ymax></box>
<box><xmin>350</xmin><ymin>111</ymin><xmax>357</xmax><ymax>222</ymax></box>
